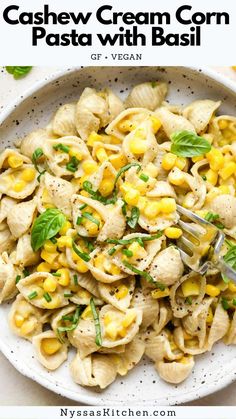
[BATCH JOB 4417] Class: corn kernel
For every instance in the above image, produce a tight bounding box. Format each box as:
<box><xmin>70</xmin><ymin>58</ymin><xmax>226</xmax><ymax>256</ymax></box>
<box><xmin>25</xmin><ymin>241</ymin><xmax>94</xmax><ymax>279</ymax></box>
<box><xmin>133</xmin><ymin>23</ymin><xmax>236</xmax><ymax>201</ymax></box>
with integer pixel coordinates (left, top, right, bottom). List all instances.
<box><xmin>150</xmin><ymin>116</ymin><xmax>162</xmax><ymax>133</ymax></box>
<box><xmin>192</xmin><ymin>155</ymin><xmax>204</xmax><ymax>163</ymax></box>
<box><xmin>206</xmin><ymin>169</ymin><xmax>218</xmax><ymax>186</ymax></box>
<box><xmin>175</xmin><ymin>157</ymin><xmax>187</xmax><ymax>171</ymax></box>
<box><xmin>21</xmin><ymin>168</ymin><xmax>36</xmax><ymax>182</ymax></box>
<box><xmin>218</xmin><ymin>185</ymin><xmax>231</xmax><ymax>194</ymax></box>
<box><xmin>82</xmin><ymin>160</ymin><xmax>98</xmax><ymax>174</ymax></box>
<box><xmin>216</xmin><ymin>280</ymin><xmax>228</xmax><ymax>292</ymax></box>
<box><xmin>206</xmin><ymin>148</ymin><xmax>224</xmax><ymax>171</ymax></box>
<box><xmin>109</xmin><ymin>153</ymin><xmax>128</xmax><ymax>170</ymax></box>
<box><xmin>59</xmin><ymin>221</ymin><xmax>72</xmax><ymax>236</ymax></box>
<box><xmin>84</xmin><ymin>220</ymin><xmax>99</xmax><ymax>235</ymax></box>
<box><xmin>128</xmin><ymin>242</ymin><xmax>146</xmax><ymax>259</ymax></box>
<box><xmin>143</xmin><ymin>201</ymin><xmax>161</xmax><ymax>219</ymax></box>
<box><xmin>219</xmin><ymin>162</ymin><xmax>236</xmax><ymax>180</ymax></box>
<box><xmin>124</xmin><ymin>189</ymin><xmax>140</xmax><ymax>206</ymax></box>
<box><xmin>43</xmin><ymin>277</ymin><xmax>58</xmax><ymax>293</ymax></box>
<box><xmin>110</xmin><ymin>264</ymin><xmax>121</xmax><ymax>276</ymax></box>
<box><xmin>20</xmin><ymin>319</ymin><xmax>36</xmax><ymax>335</ymax></box>
<box><xmin>115</xmin><ymin>285</ymin><xmax>129</xmax><ymax>300</ymax></box>
<box><xmin>76</xmin><ymin>259</ymin><xmax>89</xmax><ymax>273</ymax></box>
<box><xmin>8</xmin><ymin>155</ymin><xmax>23</xmax><ymax>169</ymax></box>
<box><xmin>182</xmin><ymin>192</ymin><xmax>195</xmax><ymax>209</ymax></box>
<box><xmin>58</xmin><ymin>253</ymin><xmax>69</xmax><ymax>268</ymax></box>
<box><xmin>137</xmin><ymin>196</ymin><xmax>148</xmax><ymax>212</ymax></box>
<box><xmin>105</xmin><ymin>322</ymin><xmax>118</xmax><ymax>340</ymax></box>
<box><xmin>94</xmin><ymin>254</ymin><xmax>105</xmax><ymax>270</ymax></box>
<box><xmin>228</xmin><ymin>281</ymin><xmax>236</xmax><ymax>293</ymax></box>
<box><xmin>96</xmin><ymin>147</ymin><xmax>108</xmax><ymax>163</ymax></box>
<box><xmin>50</xmin><ymin>260</ymin><xmax>61</xmax><ymax>270</ymax></box>
<box><xmin>218</xmin><ymin>119</ymin><xmax>228</xmax><ymax>130</ymax></box>
<box><xmin>181</xmin><ymin>279</ymin><xmax>200</xmax><ymax>297</ymax></box>
<box><xmin>87</xmin><ymin>131</ymin><xmax>103</xmax><ymax>146</ymax></box>
<box><xmin>43</xmin><ymin>295</ymin><xmax>61</xmax><ymax>309</ymax></box>
<box><xmin>117</xmin><ymin>325</ymin><xmax>127</xmax><ymax>338</ymax></box>
<box><xmin>36</xmin><ymin>262</ymin><xmax>51</xmax><ymax>273</ymax></box>
<box><xmin>41</xmin><ymin>338</ymin><xmax>62</xmax><ymax>355</ymax></box>
<box><xmin>168</xmin><ymin>169</ymin><xmax>185</xmax><ymax>186</ymax></box>
<box><xmin>164</xmin><ymin>227</ymin><xmax>182</xmax><ymax>239</ymax></box>
<box><xmin>151</xmin><ymin>288</ymin><xmax>170</xmax><ymax>299</ymax></box>
<box><xmin>77</xmin><ymin>289</ymin><xmax>91</xmax><ymax>299</ymax></box>
<box><xmin>57</xmin><ymin>236</ymin><xmax>72</xmax><ymax>248</ymax></box>
<box><xmin>145</xmin><ymin>162</ymin><xmax>159</xmax><ymax>178</ymax></box>
<box><xmin>69</xmin><ymin>147</ymin><xmax>83</xmax><ymax>161</ymax></box>
<box><xmin>104</xmin><ymin>312</ymin><xmax>117</xmax><ymax>326</ymax></box>
<box><xmin>14</xmin><ymin>314</ymin><xmax>25</xmax><ymax>328</ymax></box>
<box><xmin>81</xmin><ymin>305</ymin><xmax>93</xmax><ymax>319</ymax></box>
<box><xmin>118</xmin><ymin>119</ymin><xmax>136</xmax><ymax>133</ymax></box>
<box><xmin>57</xmin><ymin>268</ymin><xmax>70</xmax><ymax>287</ymax></box>
<box><xmin>122</xmin><ymin>311</ymin><xmax>136</xmax><ymax>328</ymax></box>
<box><xmin>205</xmin><ymin>284</ymin><xmax>220</xmax><ymax>297</ymax></box>
<box><xmin>99</xmin><ymin>179</ymin><xmax>114</xmax><ymax>197</ymax></box>
<box><xmin>41</xmin><ymin>250</ymin><xmax>59</xmax><ymax>265</ymax></box>
<box><xmin>206</xmin><ymin>307</ymin><xmax>214</xmax><ymax>324</ymax></box>
<box><xmin>129</xmin><ymin>138</ymin><xmax>147</xmax><ymax>155</ymax></box>
<box><xmin>13</xmin><ymin>180</ymin><xmax>26</xmax><ymax>192</ymax></box>
<box><xmin>162</xmin><ymin>153</ymin><xmax>177</xmax><ymax>171</ymax></box>
<box><xmin>160</xmin><ymin>198</ymin><xmax>176</xmax><ymax>213</ymax></box>
<box><xmin>44</xmin><ymin>240</ymin><xmax>57</xmax><ymax>253</ymax></box>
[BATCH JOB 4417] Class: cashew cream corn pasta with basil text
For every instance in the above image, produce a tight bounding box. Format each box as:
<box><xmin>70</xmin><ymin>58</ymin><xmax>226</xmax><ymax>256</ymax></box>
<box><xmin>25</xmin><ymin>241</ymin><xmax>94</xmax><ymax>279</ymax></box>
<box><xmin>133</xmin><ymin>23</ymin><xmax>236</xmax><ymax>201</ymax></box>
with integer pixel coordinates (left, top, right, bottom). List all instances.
<box><xmin>0</xmin><ymin>81</ymin><xmax>236</xmax><ymax>389</ymax></box>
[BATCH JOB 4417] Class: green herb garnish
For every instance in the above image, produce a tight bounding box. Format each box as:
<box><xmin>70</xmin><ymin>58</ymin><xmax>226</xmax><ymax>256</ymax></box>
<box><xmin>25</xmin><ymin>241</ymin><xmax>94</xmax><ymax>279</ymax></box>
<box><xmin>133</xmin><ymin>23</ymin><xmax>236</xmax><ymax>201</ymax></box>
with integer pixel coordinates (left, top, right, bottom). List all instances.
<box><xmin>223</xmin><ymin>244</ymin><xmax>236</xmax><ymax>272</ymax></box>
<box><xmin>221</xmin><ymin>297</ymin><xmax>230</xmax><ymax>311</ymax></box>
<box><xmin>122</xmin><ymin>249</ymin><xmax>133</xmax><ymax>258</ymax></box>
<box><xmin>90</xmin><ymin>298</ymin><xmax>102</xmax><ymax>346</ymax></box>
<box><xmin>15</xmin><ymin>275</ymin><xmax>21</xmax><ymax>284</ymax></box>
<box><xmin>43</xmin><ymin>293</ymin><xmax>52</xmax><ymax>303</ymax></box>
<box><xmin>82</xmin><ymin>181</ymin><xmax>117</xmax><ymax>205</ymax></box>
<box><xmin>123</xmin><ymin>261</ymin><xmax>165</xmax><ymax>290</ymax></box>
<box><xmin>82</xmin><ymin>212</ymin><xmax>100</xmax><ymax>227</ymax></box>
<box><xmin>139</xmin><ymin>173</ymin><xmax>149</xmax><ymax>182</ymax></box>
<box><xmin>122</xmin><ymin>201</ymin><xmax>127</xmax><ymax>216</ymax></box>
<box><xmin>233</xmin><ymin>299</ymin><xmax>236</xmax><ymax>306</ymax></box>
<box><xmin>106</xmin><ymin>232</ymin><xmax>162</xmax><ymax>246</ymax></box>
<box><xmin>66</xmin><ymin>156</ymin><xmax>80</xmax><ymax>173</ymax></box>
<box><xmin>6</xmin><ymin>66</ymin><xmax>32</xmax><ymax>79</ymax></box>
<box><xmin>28</xmin><ymin>291</ymin><xmax>38</xmax><ymax>300</ymax></box>
<box><xmin>127</xmin><ymin>207</ymin><xmax>140</xmax><ymax>229</ymax></box>
<box><xmin>31</xmin><ymin>208</ymin><xmax>66</xmax><ymax>251</ymax></box>
<box><xmin>79</xmin><ymin>204</ymin><xmax>87</xmax><ymax>211</ymax></box>
<box><xmin>73</xmin><ymin>275</ymin><xmax>78</xmax><ymax>286</ymax></box>
<box><xmin>204</xmin><ymin>212</ymin><xmax>219</xmax><ymax>222</ymax></box>
<box><xmin>114</xmin><ymin>163</ymin><xmax>141</xmax><ymax>186</ymax></box>
<box><xmin>52</xmin><ymin>272</ymin><xmax>61</xmax><ymax>277</ymax></box>
<box><xmin>185</xmin><ymin>296</ymin><xmax>192</xmax><ymax>305</ymax></box>
<box><xmin>76</xmin><ymin>216</ymin><xmax>83</xmax><ymax>225</ymax></box>
<box><xmin>50</xmin><ymin>237</ymin><xmax>57</xmax><ymax>244</ymax></box>
<box><xmin>72</xmin><ymin>241</ymin><xmax>91</xmax><ymax>262</ymax></box>
<box><xmin>108</xmin><ymin>247</ymin><xmax>116</xmax><ymax>256</ymax></box>
<box><xmin>53</xmin><ymin>143</ymin><xmax>70</xmax><ymax>153</ymax></box>
<box><xmin>23</xmin><ymin>268</ymin><xmax>30</xmax><ymax>277</ymax></box>
<box><xmin>32</xmin><ymin>148</ymin><xmax>46</xmax><ymax>181</ymax></box>
<box><xmin>170</xmin><ymin>131</ymin><xmax>211</xmax><ymax>157</ymax></box>
<box><xmin>57</xmin><ymin>306</ymin><xmax>82</xmax><ymax>335</ymax></box>
<box><xmin>202</xmin><ymin>175</ymin><xmax>207</xmax><ymax>181</ymax></box>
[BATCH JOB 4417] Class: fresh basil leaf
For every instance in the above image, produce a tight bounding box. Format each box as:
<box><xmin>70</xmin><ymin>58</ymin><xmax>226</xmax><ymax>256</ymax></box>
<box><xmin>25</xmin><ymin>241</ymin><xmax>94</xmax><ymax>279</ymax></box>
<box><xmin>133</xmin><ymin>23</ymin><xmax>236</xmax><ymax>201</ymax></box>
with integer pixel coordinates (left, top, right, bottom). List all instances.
<box><xmin>31</xmin><ymin>208</ymin><xmax>66</xmax><ymax>251</ymax></box>
<box><xmin>127</xmin><ymin>207</ymin><xmax>140</xmax><ymax>229</ymax></box>
<box><xmin>222</xmin><ymin>273</ymin><xmax>230</xmax><ymax>284</ymax></box>
<box><xmin>6</xmin><ymin>66</ymin><xmax>32</xmax><ymax>79</ymax></box>
<box><xmin>170</xmin><ymin>130</ymin><xmax>211</xmax><ymax>157</ymax></box>
<box><xmin>223</xmin><ymin>245</ymin><xmax>236</xmax><ymax>271</ymax></box>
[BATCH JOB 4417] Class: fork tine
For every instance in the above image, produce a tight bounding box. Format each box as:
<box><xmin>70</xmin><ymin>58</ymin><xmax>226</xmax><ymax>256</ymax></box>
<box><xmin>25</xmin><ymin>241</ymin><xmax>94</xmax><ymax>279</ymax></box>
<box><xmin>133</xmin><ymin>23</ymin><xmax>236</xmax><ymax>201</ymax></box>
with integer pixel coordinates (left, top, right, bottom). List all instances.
<box><xmin>178</xmin><ymin>236</ymin><xmax>195</xmax><ymax>253</ymax></box>
<box><xmin>177</xmin><ymin>204</ymin><xmax>209</xmax><ymax>225</ymax></box>
<box><xmin>178</xmin><ymin>220</ymin><xmax>201</xmax><ymax>239</ymax></box>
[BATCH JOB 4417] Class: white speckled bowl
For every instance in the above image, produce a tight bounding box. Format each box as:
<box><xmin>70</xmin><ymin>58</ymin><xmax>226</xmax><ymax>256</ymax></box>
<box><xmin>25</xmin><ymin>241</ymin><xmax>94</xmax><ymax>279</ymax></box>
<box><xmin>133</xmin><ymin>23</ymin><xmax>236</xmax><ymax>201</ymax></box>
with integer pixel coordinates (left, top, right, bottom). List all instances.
<box><xmin>0</xmin><ymin>66</ymin><xmax>236</xmax><ymax>405</ymax></box>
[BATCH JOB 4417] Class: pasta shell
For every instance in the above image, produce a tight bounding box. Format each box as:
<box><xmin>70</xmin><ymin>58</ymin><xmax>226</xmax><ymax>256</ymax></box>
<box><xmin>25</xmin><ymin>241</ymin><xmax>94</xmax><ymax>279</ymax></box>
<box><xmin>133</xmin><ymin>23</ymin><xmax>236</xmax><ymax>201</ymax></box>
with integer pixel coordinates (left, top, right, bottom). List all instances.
<box><xmin>68</xmin><ymin>318</ymin><xmax>99</xmax><ymax>358</ymax></box>
<box><xmin>106</xmin><ymin>108</ymin><xmax>151</xmax><ymax>141</ymax></box>
<box><xmin>0</xmin><ymin>252</ymin><xmax>19</xmax><ymax>303</ymax></box>
<box><xmin>155</xmin><ymin>107</ymin><xmax>196</xmax><ymax>138</ymax></box>
<box><xmin>0</xmin><ymin>222</ymin><xmax>15</xmax><ymax>254</ymax></box>
<box><xmin>155</xmin><ymin>356</ymin><xmax>194</xmax><ymax>384</ymax></box>
<box><xmin>146</xmin><ymin>180</ymin><xmax>176</xmax><ymax>199</ymax></box>
<box><xmin>0</xmin><ymin>196</ymin><xmax>17</xmax><ymax>223</ymax></box>
<box><xmin>20</xmin><ymin>129</ymin><xmax>54</xmax><ymax>158</ymax></box>
<box><xmin>98</xmin><ymin>277</ymin><xmax>135</xmax><ymax>312</ymax></box>
<box><xmin>75</xmin><ymin>108</ymin><xmax>100</xmax><ymax>141</ymax></box>
<box><xmin>0</xmin><ymin>148</ymin><xmax>31</xmax><ymax>169</ymax></box>
<box><xmin>13</xmin><ymin>233</ymin><xmax>40</xmax><ymax>267</ymax></box>
<box><xmin>51</xmin><ymin>304</ymin><xmax>77</xmax><ymax>333</ymax></box>
<box><xmin>52</xmin><ymin>103</ymin><xmax>77</xmax><ymax>136</ymax></box>
<box><xmin>87</xmin><ymin>247</ymin><xmax>128</xmax><ymax>284</ymax></box>
<box><xmin>17</xmin><ymin>272</ymin><xmax>70</xmax><ymax>309</ymax></box>
<box><xmin>208</xmin><ymin>302</ymin><xmax>230</xmax><ymax>349</ymax></box>
<box><xmin>106</xmin><ymin>89</ymin><xmax>124</xmax><ymax>121</ymax></box>
<box><xmin>0</xmin><ymin>164</ymin><xmax>37</xmax><ymax>200</ymax></box>
<box><xmin>7</xmin><ymin>198</ymin><xmax>37</xmax><ymax>239</ymax></box>
<box><xmin>144</xmin><ymin>329</ymin><xmax>183</xmax><ymax>362</ymax></box>
<box><xmin>152</xmin><ymin>300</ymin><xmax>173</xmax><ymax>334</ymax></box>
<box><xmin>224</xmin><ymin>311</ymin><xmax>236</xmax><ymax>345</ymax></box>
<box><xmin>43</xmin><ymin>172</ymin><xmax>74</xmax><ymax>218</ymax></box>
<box><xmin>112</xmin><ymin>336</ymin><xmax>145</xmax><ymax>376</ymax></box>
<box><xmin>125</xmin><ymin>82</ymin><xmax>167</xmax><ymax>111</ymax></box>
<box><xmin>148</xmin><ymin>247</ymin><xmax>184</xmax><ymax>287</ymax></box>
<box><xmin>209</xmin><ymin>115</ymin><xmax>236</xmax><ymax>147</ymax></box>
<box><xmin>183</xmin><ymin>100</ymin><xmax>221</xmax><ymax>133</ymax></box>
<box><xmin>173</xmin><ymin>326</ymin><xmax>208</xmax><ymax>355</ymax></box>
<box><xmin>182</xmin><ymin>297</ymin><xmax>213</xmax><ymax>348</ymax></box>
<box><xmin>9</xmin><ymin>294</ymin><xmax>43</xmax><ymax>340</ymax></box>
<box><xmin>32</xmin><ymin>330</ymin><xmax>68</xmax><ymax>370</ymax></box>
<box><xmin>209</xmin><ymin>194</ymin><xmax>236</xmax><ymax>229</ymax></box>
<box><xmin>131</xmin><ymin>287</ymin><xmax>159</xmax><ymax>329</ymax></box>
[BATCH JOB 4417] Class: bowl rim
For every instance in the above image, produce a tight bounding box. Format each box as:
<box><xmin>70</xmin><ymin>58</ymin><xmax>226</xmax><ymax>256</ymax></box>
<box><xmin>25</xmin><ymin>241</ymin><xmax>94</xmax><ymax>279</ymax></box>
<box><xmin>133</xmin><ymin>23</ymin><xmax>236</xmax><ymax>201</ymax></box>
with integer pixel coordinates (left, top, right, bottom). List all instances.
<box><xmin>0</xmin><ymin>65</ymin><xmax>236</xmax><ymax>405</ymax></box>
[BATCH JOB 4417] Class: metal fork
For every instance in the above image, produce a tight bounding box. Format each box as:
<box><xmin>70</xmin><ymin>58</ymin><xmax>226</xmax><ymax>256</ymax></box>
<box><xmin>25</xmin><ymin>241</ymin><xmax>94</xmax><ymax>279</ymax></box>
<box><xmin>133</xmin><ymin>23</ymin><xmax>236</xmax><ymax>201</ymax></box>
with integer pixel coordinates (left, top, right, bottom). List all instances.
<box><xmin>176</xmin><ymin>204</ymin><xmax>236</xmax><ymax>282</ymax></box>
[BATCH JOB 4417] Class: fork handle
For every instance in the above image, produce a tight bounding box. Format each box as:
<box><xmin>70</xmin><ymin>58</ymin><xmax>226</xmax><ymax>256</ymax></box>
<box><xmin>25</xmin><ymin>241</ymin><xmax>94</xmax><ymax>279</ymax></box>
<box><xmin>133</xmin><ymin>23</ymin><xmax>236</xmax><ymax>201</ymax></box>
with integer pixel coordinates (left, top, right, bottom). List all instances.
<box><xmin>215</xmin><ymin>257</ymin><xmax>236</xmax><ymax>283</ymax></box>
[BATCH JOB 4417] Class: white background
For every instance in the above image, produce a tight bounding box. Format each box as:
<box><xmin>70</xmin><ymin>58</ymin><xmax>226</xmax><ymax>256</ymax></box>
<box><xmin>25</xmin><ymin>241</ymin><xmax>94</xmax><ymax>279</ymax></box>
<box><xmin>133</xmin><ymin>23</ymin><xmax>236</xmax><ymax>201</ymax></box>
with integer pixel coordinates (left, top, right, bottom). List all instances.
<box><xmin>0</xmin><ymin>0</ymin><xmax>235</xmax><ymax>65</ymax></box>
<box><xmin>0</xmin><ymin>66</ymin><xmax>236</xmax><ymax>406</ymax></box>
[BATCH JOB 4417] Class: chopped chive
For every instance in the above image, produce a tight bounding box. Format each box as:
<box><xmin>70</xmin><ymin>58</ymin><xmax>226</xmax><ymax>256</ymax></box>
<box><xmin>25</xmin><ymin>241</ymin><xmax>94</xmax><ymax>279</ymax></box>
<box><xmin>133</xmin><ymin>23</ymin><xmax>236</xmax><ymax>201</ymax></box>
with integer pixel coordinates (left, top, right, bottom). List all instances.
<box><xmin>52</xmin><ymin>272</ymin><xmax>61</xmax><ymax>277</ymax></box>
<box><xmin>61</xmin><ymin>315</ymin><xmax>74</xmax><ymax>322</ymax></box>
<box><xmin>73</xmin><ymin>275</ymin><xmax>78</xmax><ymax>286</ymax></box>
<box><xmin>79</xmin><ymin>204</ymin><xmax>87</xmax><ymax>211</ymax></box>
<box><xmin>90</xmin><ymin>298</ymin><xmax>102</xmax><ymax>346</ymax></box>
<box><xmin>28</xmin><ymin>291</ymin><xmax>38</xmax><ymax>300</ymax></box>
<box><xmin>136</xmin><ymin>238</ymin><xmax>145</xmax><ymax>247</ymax></box>
<box><xmin>50</xmin><ymin>237</ymin><xmax>57</xmax><ymax>244</ymax></box>
<box><xmin>204</xmin><ymin>212</ymin><xmax>219</xmax><ymax>222</ymax></box>
<box><xmin>122</xmin><ymin>201</ymin><xmax>127</xmax><ymax>216</ymax></box>
<box><xmin>122</xmin><ymin>249</ymin><xmax>133</xmax><ymax>258</ymax></box>
<box><xmin>15</xmin><ymin>275</ymin><xmax>21</xmax><ymax>284</ymax></box>
<box><xmin>108</xmin><ymin>247</ymin><xmax>116</xmax><ymax>256</ymax></box>
<box><xmin>185</xmin><ymin>296</ymin><xmax>192</xmax><ymax>305</ymax></box>
<box><xmin>233</xmin><ymin>299</ymin><xmax>236</xmax><ymax>306</ymax></box>
<box><xmin>43</xmin><ymin>292</ymin><xmax>52</xmax><ymax>302</ymax></box>
<box><xmin>32</xmin><ymin>148</ymin><xmax>45</xmax><ymax>179</ymax></box>
<box><xmin>72</xmin><ymin>241</ymin><xmax>91</xmax><ymax>262</ymax></box>
<box><xmin>202</xmin><ymin>175</ymin><xmax>207</xmax><ymax>181</ymax></box>
<box><xmin>215</xmin><ymin>222</ymin><xmax>225</xmax><ymax>230</ymax></box>
<box><xmin>23</xmin><ymin>268</ymin><xmax>30</xmax><ymax>277</ymax></box>
<box><xmin>221</xmin><ymin>297</ymin><xmax>230</xmax><ymax>311</ymax></box>
<box><xmin>64</xmin><ymin>293</ymin><xmax>73</xmax><ymax>298</ymax></box>
<box><xmin>139</xmin><ymin>173</ymin><xmax>149</xmax><ymax>182</ymax></box>
<box><xmin>66</xmin><ymin>156</ymin><xmax>80</xmax><ymax>173</ymax></box>
<box><xmin>114</xmin><ymin>163</ymin><xmax>141</xmax><ymax>186</ymax></box>
<box><xmin>127</xmin><ymin>207</ymin><xmax>140</xmax><ymax>229</ymax></box>
<box><xmin>76</xmin><ymin>216</ymin><xmax>83</xmax><ymax>225</ymax></box>
<box><xmin>53</xmin><ymin>143</ymin><xmax>70</xmax><ymax>153</ymax></box>
<box><xmin>82</xmin><ymin>181</ymin><xmax>117</xmax><ymax>205</ymax></box>
<box><xmin>123</xmin><ymin>261</ymin><xmax>165</xmax><ymax>290</ymax></box>
<box><xmin>57</xmin><ymin>306</ymin><xmax>82</xmax><ymax>335</ymax></box>
<box><xmin>106</xmin><ymin>232</ymin><xmax>162</xmax><ymax>247</ymax></box>
<box><xmin>82</xmin><ymin>212</ymin><xmax>100</xmax><ymax>226</ymax></box>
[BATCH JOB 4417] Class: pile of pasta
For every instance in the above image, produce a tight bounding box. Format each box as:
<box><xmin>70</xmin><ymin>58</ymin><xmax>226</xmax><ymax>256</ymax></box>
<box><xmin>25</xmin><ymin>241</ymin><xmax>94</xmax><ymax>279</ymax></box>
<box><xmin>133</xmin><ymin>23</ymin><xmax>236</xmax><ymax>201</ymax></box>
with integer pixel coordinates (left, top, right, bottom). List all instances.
<box><xmin>0</xmin><ymin>81</ymin><xmax>236</xmax><ymax>389</ymax></box>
